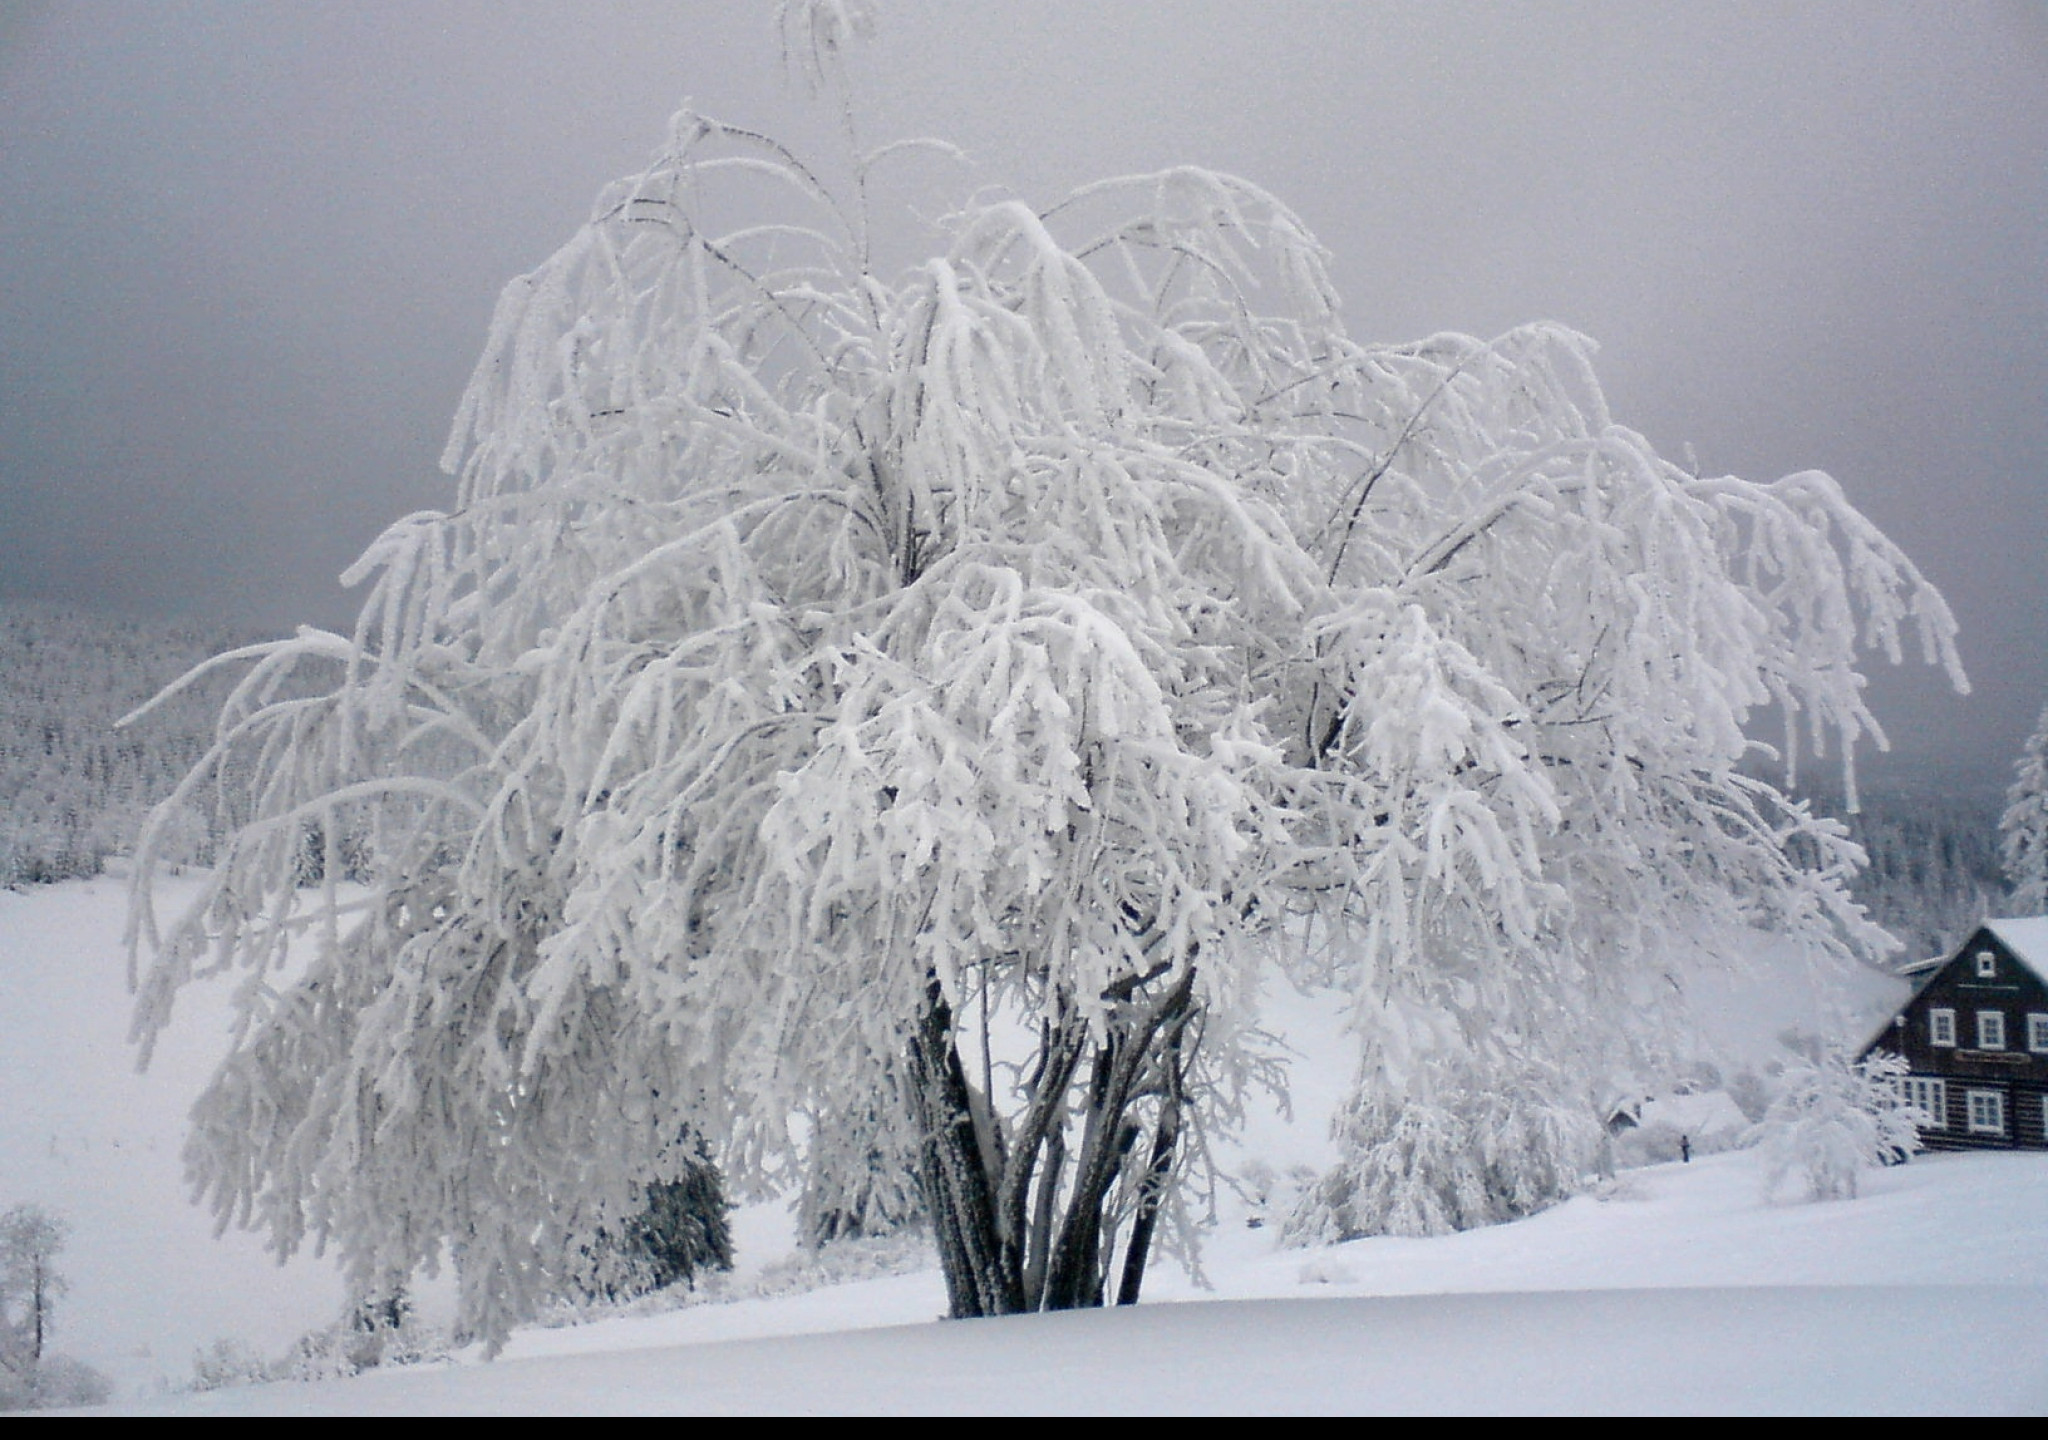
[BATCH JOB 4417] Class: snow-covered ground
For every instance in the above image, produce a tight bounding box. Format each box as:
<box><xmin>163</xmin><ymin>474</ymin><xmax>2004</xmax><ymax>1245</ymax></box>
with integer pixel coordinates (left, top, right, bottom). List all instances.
<box><xmin>0</xmin><ymin>873</ymin><xmax>348</xmax><ymax>1395</ymax></box>
<box><xmin>4</xmin><ymin>874</ymin><xmax>2044</xmax><ymax>1414</ymax></box>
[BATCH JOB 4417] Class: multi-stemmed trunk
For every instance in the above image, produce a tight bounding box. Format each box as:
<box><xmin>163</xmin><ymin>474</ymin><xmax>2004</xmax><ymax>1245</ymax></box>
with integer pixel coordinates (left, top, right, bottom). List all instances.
<box><xmin>904</xmin><ymin>967</ymin><xmax>1196</xmax><ymax>1319</ymax></box>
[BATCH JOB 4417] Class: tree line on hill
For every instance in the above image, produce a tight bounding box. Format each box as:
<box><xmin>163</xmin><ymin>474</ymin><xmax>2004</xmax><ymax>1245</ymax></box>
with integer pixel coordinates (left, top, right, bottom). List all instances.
<box><xmin>0</xmin><ymin>601</ymin><xmax>255</xmax><ymax>889</ymax></box>
<box><xmin>1804</xmin><ymin>770</ymin><xmax>2012</xmax><ymax>961</ymax></box>
<box><xmin>8</xmin><ymin>595</ymin><xmax>2014</xmax><ymax>965</ymax></box>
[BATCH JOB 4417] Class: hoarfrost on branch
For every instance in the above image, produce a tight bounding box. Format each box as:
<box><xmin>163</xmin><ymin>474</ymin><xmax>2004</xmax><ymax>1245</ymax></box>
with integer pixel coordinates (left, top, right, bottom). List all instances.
<box><xmin>127</xmin><ymin>26</ymin><xmax>1962</xmax><ymax>1339</ymax></box>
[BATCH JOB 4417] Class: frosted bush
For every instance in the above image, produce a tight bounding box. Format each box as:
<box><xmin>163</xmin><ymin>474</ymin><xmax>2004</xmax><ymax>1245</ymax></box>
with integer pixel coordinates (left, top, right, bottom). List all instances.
<box><xmin>1755</xmin><ymin>1048</ymin><xmax>1919</xmax><ymax>1203</ymax></box>
<box><xmin>1286</xmin><ymin>1057</ymin><xmax>1607</xmax><ymax>1241</ymax></box>
<box><xmin>189</xmin><ymin>1337</ymin><xmax>272</xmax><ymax>1393</ymax></box>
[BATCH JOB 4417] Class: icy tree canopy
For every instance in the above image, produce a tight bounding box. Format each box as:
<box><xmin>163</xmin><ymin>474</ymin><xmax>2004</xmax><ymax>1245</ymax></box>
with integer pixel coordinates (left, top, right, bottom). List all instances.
<box><xmin>128</xmin><ymin>7</ymin><xmax>1962</xmax><ymax>1339</ymax></box>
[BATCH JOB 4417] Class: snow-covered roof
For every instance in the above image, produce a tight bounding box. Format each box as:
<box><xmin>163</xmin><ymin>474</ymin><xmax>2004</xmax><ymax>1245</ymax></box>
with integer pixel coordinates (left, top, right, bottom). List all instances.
<box><xmin>1634</xmin><ymin>1091</ymin><xmax>1749</xmax><ymax>1138</ymax></box>
<box><xmin>1862</xmin><ymin>919</ymin><xmax>2048</xmax><ymax>1055</ymax></box>
<box><xmin>1983</xmin><ymin>916</ymin><xmax>2048</xmax><ymax>980</ymax></box>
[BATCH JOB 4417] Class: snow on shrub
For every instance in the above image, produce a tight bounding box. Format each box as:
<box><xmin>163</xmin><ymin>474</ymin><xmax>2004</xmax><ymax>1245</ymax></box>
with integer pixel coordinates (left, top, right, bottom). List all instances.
<box><xmin>1286</xmin><ymin>1055</ymin><xmax>1608</xmax><ymax>1241</ymax></box>
<box><xmin>1754</xmin><ymin>1047</ymin><xmax>1919</xmax><ymax>1203</ymax></box>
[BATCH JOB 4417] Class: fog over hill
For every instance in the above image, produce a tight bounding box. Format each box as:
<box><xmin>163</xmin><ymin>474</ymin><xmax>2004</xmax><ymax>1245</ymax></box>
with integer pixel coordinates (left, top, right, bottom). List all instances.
<box><xmin>2</xmin><ymin>3</ymin><xmax>2042</xmax><ymax>773</ymax></box>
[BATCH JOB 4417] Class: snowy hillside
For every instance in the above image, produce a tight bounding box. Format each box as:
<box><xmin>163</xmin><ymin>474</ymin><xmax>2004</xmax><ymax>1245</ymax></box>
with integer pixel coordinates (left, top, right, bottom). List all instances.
<box><xmin>0</xmin><ymin>874</ymin><xmax>348</xmax><ymax>1394</ymax></box>
<box><xmin>108</xmin><ymin>1280</ymin><xmax>2048</xmax><ymax>1415</ymax></box>
<box><xmin>3</xmin><ymin>874</ymin><xmax>2044</xmax><ymax>1414</ymax></box>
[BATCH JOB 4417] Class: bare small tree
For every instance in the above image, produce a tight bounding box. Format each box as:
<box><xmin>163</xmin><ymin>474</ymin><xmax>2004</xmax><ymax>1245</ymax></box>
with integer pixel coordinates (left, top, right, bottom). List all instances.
<box><xmin>0</xmin><ymin>1205</ymin><xmax>108</xmax><ymax>1410</ymax></box>
<box><xmin>0</xmin><ymin>1206</ymin><xmax>67</xmax><ymax>1373</ymax></box>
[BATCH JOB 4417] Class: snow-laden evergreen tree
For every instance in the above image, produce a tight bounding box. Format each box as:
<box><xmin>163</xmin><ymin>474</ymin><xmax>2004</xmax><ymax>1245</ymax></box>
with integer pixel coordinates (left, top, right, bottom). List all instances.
<box><xmin>1754</xmin><ymin>1048</ymin><xmax>1918</xmax><ymax>1202</ymax></box>
<box><xmin>127</xmin><ymin>4</ymin><xmax>1962</xmax><ymax>1341</ymax></box>
<box><xmin>573</xmin><ymin>1148</ymin><xmax>734</xmax><ymax>1301</ymax></box>
<box><xmin>2001</xmin><ymin>702</ymin><xmax>2048</xmax><ymax>913</ymax></box>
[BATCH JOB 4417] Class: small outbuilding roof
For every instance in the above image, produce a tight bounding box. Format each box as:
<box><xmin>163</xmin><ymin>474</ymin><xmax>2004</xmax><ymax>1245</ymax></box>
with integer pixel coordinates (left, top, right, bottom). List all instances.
<box><xmin>1633</xmin><ymin>1090</ymin><xmax>1750</xmax><ymax>1139</ymax></box>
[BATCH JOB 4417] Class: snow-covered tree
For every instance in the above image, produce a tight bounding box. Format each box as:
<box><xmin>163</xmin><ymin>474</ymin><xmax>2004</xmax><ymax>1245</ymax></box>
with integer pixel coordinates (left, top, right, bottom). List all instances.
<box><xmin>1754</xmin><ymin>1047</ymin><xmax>1919</xmax><ymax>1202</ymax></box>
<box><xmin>577</xmin><ymin>1151</ymin><xmax>734</xmax><ymax>1301</ymax></box>
<box><xmin>0</xmin><ymin>1205</ymin><xmax>108</xmax><ymax>1411</ymax></box>
<box><xmin>1284</xmin><ymin>1052</ymin><xmax>1608</xmax><ymax>1243</ymax></box>
<box><xmin>2001</xmin><ymin>701</ymin><xmax>2048</xmax><ymax>913</ymax></box>
<box><xmin>0</xmin><ymin>1206</ymin><xmax>66</xmax><ymax>1375</ymax></box>
<box><xmin>127</xmin><ymin>7</ymin><xmax>1962</xmax><ymax>1342</ymax></box>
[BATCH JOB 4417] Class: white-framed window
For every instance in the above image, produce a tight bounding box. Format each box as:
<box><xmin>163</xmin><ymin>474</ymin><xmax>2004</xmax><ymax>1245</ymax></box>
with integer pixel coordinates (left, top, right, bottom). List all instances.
<box><xmin>1903</xmin><ymin>1076</ymin><xmax>1947</xmax><ymax>1129</ymax></box>
<box><xmin>1975</xmin><ymin>949</ymin><xmax>1997</xmax><ymax>978</ymax></box>
<box><xmin>1978</xmin><ymin>1010</ymin><xmax>2006</xmax><ymax>1051</ymax></box>
<box><xmin>1966</xmin><ymin>1089</ymin><xmax>2005</xmax><ymax>1136</ymax></box>
<box><xmin>2030</xmin><ymin>1013</ymin><xmax>2048</xmax><ymax>1054</ymax></box>
<box><xmin>1929</xmin><ymin>1008</ymin><xmax>1956</xmax><ymax>1047</ymax></box>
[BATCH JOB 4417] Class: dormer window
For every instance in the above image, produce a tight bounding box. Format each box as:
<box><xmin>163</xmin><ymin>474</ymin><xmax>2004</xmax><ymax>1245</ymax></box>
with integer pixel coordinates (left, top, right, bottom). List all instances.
<box><xmin>1975</xmin><ymin>949</ymin><xmax>1997</xmax><ymax>979</ymax></box>
<box><xmin>1978</xmin><ymin>1010</ymin><xmax>2006</xmax><ymax>1051</ymax></box>
<box><xmin>1929</xmin><ymin>1009</ymin><xmax>1956</xmax><ymax>1047</ymax></box>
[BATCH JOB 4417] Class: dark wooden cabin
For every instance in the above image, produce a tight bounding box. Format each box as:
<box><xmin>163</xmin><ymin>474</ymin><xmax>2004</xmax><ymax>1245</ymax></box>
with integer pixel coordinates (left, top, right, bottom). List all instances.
<box><xmin>1864</xmin><ymin>918</ymin><xmax>2048</xmax><ymax>1151</ymax></box>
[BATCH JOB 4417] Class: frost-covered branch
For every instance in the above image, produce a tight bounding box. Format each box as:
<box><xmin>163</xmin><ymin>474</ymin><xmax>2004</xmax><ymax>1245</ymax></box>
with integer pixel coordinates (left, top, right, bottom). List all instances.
<box><xmin>128</xmin><ymin>30</ymin><xmax>1964</xmax><ymax>1338</ymax></box>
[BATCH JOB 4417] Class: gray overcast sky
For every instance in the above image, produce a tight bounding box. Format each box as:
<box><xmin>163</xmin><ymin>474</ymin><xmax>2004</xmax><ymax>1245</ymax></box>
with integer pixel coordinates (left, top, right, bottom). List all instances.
<box><xmin>1</xmin><ymin>1</ymin><xmax>2043</xmax><ymax>781</ymax></box>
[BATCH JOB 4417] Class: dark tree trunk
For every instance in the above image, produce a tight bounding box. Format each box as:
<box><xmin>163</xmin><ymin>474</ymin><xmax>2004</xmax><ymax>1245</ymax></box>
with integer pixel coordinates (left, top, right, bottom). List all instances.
<box><xmin>1020</xmin><ymin>1120</ymin><xmax>1064</xmax><ymax>1309</ymax></box>
<box><xmin>905</xmin><ymin>978</ymin><xmax>1020</xmax><ymax>1317</ymax></box>
<box><xmin>1117</xmin><ymin>996</ymin><xmax>1191</xmax><ymax>1305</ymax></box>
<box><xmin>31</xmin><ymin>1255</ymin><xmax>48</xmax><ymax>1363</ymax></box>
<box><xmin>901</xmin><ymin>964</ymin><xmax>1199</xmax><ymax>1319</ymax></box>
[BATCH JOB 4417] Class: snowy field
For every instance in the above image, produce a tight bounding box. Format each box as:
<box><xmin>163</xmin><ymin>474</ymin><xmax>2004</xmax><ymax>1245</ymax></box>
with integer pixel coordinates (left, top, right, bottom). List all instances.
<box><xmin>4</xmin><ymin>873</ymin><xmax>2045</xmax><ymax>1414</ymax></box>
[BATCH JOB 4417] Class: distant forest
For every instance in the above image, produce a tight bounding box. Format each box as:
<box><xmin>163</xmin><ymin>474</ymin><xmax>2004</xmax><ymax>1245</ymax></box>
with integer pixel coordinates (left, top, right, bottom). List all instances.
<box><xmin>1798</xmin><ymin>770</ymin><xmax>2012</xmax><ymax>963</ymax></box>
<box><xmin>0</xmin><ymin>601</ymin><xmax>258</xmax><ymax>887</ymax></box>
<box><xmin>0</xmin><ymin>600</ymin><xmax>2018</xmax><ymax>961</ymax></box>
